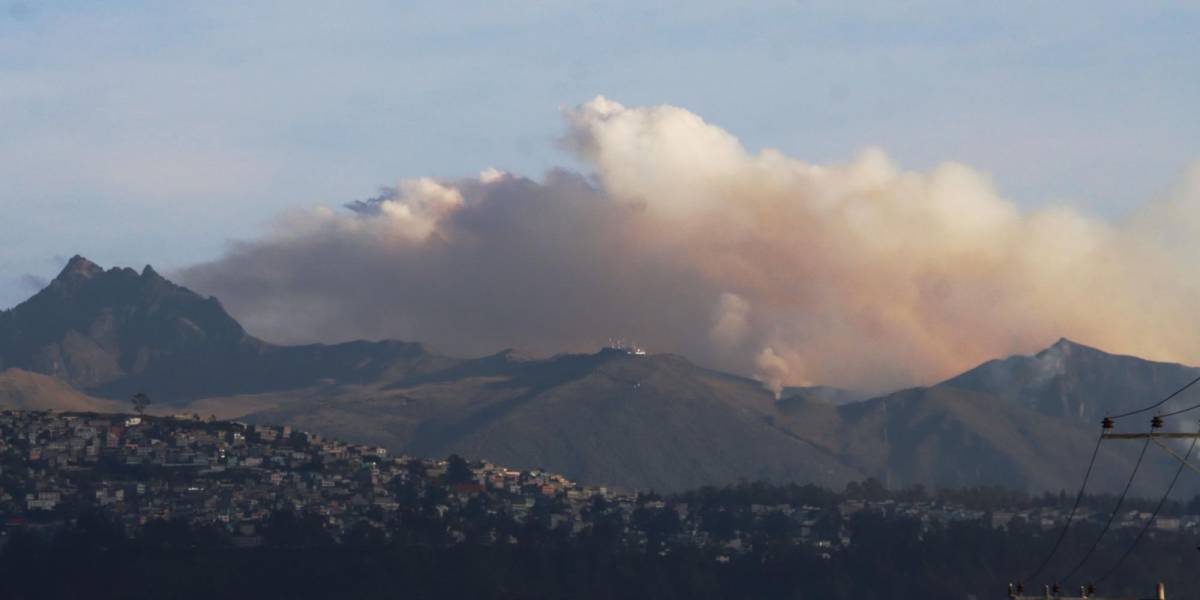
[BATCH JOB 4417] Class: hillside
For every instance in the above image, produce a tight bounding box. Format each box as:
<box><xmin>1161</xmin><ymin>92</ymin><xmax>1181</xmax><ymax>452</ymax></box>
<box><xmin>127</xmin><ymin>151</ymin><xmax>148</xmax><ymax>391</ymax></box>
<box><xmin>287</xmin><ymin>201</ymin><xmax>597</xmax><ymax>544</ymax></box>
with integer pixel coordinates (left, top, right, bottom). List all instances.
<box><xmin>2</xmin><ymin>256</ymin><xmax>1197</xmax><ymax>493</ymax></box>
<box><xmin>229</xmin><ymin>340</ymin><xmax>1196</xmax><ymax>493</ymax></box>
<box><xmin>241</xmin><ymin>349</ymin><xmax>862</xmax><ymax>491</ymax></box>
<box><xmin>779</xmin><ymin>385</ymin><xmax>867</xmax><ymax>407</ymax></box>
<box><xmin>0</xmin><ymin>368</ymin><xmax>123</xmax><ymax>412</ymax></box>
<box><xmin>827</xmin><ymin>386</ymin><xmax>1148</xmax><ymax>492</ymax></box>
<box><xmin>940</xmin><ymin>337</ymin><xmax>1200</xmax><ymax>425</ymax></box>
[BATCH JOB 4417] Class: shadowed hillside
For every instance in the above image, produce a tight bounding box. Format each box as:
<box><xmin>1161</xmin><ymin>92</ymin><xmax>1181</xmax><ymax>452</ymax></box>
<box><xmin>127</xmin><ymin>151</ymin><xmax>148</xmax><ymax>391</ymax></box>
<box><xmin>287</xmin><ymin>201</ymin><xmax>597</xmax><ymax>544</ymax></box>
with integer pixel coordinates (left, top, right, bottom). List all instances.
<box><xmin>941</xmin><ymin>337</ymin><xmax>1200</xmax><ymax>425</ymax></box>
<box><xmin>0</xmin><ymin>256</ymin><xmax>453</xmax><ymax>402</ymax></box>
<box><xmin>243</xmin><ymin>349</ymin><xmax>862</xmax><ymax>491</ymax></box>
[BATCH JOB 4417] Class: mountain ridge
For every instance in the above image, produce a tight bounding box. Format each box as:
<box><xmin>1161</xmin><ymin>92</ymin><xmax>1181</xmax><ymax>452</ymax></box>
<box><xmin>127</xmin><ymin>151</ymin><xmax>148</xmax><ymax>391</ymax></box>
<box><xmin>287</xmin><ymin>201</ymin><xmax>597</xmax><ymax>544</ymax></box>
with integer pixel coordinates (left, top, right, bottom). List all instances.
<box><xmin>2</xmin><ymin>256</ymin><xmax>1197</xmax><ymax>493</ymax></box>
<box><xmin>0</xmin><ymin>256</ymin><xmax>450</xmax><ymax>401</ymax></box>
<box><xmin>938</xmin><ymin>336</ymin><xmax>1200</xmax><ymax>425</ymax></box>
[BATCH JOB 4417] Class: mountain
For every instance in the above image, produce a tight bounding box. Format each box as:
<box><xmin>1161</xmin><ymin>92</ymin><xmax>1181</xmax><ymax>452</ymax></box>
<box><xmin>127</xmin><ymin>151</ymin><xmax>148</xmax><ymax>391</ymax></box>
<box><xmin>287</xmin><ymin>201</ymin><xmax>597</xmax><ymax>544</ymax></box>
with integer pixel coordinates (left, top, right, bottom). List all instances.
<box><xmin>940</xmin><ymin>337</ymin><xmax>1200</xmax><ymax>426</ymax></box>
<box><xmin>830</xmin><ymin>338</ymin><xmax>1200</xmax><ymax>493</ymax></box>
<box><xmin>1</xmin><ymin>256</ymin><xmax>1194</xmax><ymax>493</ymax></box>
<box><xmin>0</xmin><ymin>256</ymin><xmax>451</xmax><ymax>402</ymax></box>
<box><xmin>239</xmin><ymin>348</ymin><xmax>861</xmax><ymax>491</ymax></box>
<box><xmin>0</xmin><ymin>257</ymin><xmax>863</xmax><ymax>490</ymax></box>
<box><xmin>824</xmin><ymin>385</ymin><xmax>1149</xmax><ymax>492</ymax></box>
<box><xmin>214</xmin><ymin>338</ymin><xmax>1198</xmax><ymax>493</ymax></box>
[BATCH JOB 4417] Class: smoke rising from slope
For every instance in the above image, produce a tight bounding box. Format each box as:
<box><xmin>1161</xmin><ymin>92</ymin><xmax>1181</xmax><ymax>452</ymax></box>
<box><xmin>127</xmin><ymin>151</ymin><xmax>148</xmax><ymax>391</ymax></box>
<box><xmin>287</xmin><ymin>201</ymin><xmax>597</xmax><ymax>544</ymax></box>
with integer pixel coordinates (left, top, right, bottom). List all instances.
<box><xmin>181</xmin><ymin>97</ymin><xmax>1200</xmax><ymax>393</ymax></box>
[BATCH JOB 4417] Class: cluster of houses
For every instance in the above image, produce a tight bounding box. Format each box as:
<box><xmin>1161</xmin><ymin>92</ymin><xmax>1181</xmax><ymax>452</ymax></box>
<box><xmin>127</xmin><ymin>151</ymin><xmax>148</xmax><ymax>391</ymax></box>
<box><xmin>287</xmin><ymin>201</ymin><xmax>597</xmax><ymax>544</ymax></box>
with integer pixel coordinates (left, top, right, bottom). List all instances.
<box><xmin>838</xmin><ymin>498</ymin><xmax>1196</xmax><ymax>535</ymax></box>
<box><xmin>0</xmin><ymin>410</ymin><xmax>632</xmax><ymax>547</ymax></box>
<box><xmin>0</xmin><ymin>410</ymin><xmax>1196</xmax><ymax>556</ymax></box>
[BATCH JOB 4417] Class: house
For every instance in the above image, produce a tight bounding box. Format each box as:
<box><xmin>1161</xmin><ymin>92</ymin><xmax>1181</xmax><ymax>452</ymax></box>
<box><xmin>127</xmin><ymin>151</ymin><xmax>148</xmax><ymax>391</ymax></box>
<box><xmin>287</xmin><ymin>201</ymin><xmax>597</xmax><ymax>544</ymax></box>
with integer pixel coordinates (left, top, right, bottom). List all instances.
<box><xmin>452</xmin><ymin>482</ymin><xmax>484</xmax><ymax>495</ymax></box>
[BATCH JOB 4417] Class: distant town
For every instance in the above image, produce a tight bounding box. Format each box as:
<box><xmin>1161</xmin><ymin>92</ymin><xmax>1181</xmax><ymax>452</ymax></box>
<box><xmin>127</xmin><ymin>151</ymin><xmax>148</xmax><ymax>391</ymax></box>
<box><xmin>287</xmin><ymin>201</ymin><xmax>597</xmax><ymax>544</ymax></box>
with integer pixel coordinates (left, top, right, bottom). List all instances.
<box><xmin>2</xmin><ymin>409</ymin><xmax>1194</xmax><ymax>557</ymax></box>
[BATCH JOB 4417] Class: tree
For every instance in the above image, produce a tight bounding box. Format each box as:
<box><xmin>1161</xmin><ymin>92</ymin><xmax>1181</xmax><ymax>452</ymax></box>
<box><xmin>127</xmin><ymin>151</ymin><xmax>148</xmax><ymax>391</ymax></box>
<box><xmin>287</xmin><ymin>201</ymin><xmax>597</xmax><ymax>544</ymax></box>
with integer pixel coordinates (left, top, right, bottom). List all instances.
<box><xmin>131</xmin><ymin>392</ymin><xmax>151</xmax><ymax>415</ymax></box>
<box><xmin>139</xmin><ymin>517</ymin><xmax>199</xmax><ymax>553</ymax></box>
<box><xmin>444</xmin><ymin>454</ymin><xmax>475</xmax><ymax>485</ymax></box>
<box><xmin>263</xmin><ymin>509</ymin><xmax>333</xmax><ymax>548</ymax></box>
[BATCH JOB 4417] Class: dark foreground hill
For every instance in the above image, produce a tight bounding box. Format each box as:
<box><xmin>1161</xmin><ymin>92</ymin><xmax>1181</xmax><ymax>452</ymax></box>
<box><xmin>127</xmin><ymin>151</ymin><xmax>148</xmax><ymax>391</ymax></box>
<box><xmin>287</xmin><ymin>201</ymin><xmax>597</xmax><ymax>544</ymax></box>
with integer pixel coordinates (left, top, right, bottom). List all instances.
<box><xmin>1</xmin><ymin>459</ymin><xmax>1190</xmax><ymax>600</ymax></box>
<box><xmin>3</xmin><ymin>256</ymin><xmax>1198</xmax><ymax>493</ymax></box>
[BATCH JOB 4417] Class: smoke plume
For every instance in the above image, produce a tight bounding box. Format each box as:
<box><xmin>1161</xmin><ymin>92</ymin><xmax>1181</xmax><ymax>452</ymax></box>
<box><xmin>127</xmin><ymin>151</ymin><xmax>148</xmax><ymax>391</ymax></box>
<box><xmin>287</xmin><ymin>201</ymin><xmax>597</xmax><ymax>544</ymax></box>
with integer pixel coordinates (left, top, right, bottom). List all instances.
<box><xmin>180</xmin><ymin>97</ymin><xmax>1200</xmax><ymax>394</ymax></box>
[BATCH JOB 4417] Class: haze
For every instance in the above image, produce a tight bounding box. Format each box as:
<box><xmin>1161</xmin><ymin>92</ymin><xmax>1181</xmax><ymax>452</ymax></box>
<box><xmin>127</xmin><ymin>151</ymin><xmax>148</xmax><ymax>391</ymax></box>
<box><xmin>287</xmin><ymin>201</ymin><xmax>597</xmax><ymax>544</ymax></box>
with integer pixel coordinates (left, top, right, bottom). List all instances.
<box><xmin>3</xmin><ymin>1</ymin><xmax>1199</xmax><ymax>392</ymax></box>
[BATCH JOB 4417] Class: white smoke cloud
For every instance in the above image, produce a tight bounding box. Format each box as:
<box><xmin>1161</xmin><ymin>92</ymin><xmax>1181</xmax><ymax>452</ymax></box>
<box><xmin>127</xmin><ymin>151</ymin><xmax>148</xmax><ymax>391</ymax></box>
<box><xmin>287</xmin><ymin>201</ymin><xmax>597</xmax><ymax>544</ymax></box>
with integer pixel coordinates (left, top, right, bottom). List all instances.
<box><xmin>709</xmin><ymin>292</ymin><xmax>751</xmax><ymax>351</ymax></box>
<box><xmin>754</xmin><ymin>347</ymin><xmax>798</xmax><ymax>399</ymax></box>
<box><xmin>180</xmin><ymin>97</ymin><xmax>1200</xmax><ymax>393</ymax></box>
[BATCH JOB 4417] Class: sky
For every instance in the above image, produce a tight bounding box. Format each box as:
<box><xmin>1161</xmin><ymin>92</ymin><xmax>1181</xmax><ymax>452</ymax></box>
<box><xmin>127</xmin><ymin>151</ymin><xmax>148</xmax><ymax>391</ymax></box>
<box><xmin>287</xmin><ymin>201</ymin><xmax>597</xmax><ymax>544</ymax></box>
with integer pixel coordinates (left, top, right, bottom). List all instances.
<box><xmin>2</xmin><ymin>2</ymin><xmax>1199</xmax><ymax>386</ymax></box>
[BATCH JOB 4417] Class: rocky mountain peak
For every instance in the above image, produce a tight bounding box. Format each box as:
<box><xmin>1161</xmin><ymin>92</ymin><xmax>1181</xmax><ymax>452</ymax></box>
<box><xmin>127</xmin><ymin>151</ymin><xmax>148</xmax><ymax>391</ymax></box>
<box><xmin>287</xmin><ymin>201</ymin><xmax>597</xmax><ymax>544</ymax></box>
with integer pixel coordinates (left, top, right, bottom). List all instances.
<box><xmin>1</xmin><ymin>255</ymin><xmax>257</xmax><ymax>393</ymax></box>
<box><xmin>53</xmin><ymin>255</ymin><xmax>104</xmax><ymax>284</ymax></box>
<box><xmin>0</xmin><ymin>255</ymin><xmax>450</xmax><ymax>402</ymax></box>
<box><xmin>941</xmin><ymin>336</ymin><xmax>1200</xmax><ymax>425</ymax></box>
<box><xmin>1041</xmin><ymin>337</ymin><xmax>1090</xmax><ymax>355</ymax></box>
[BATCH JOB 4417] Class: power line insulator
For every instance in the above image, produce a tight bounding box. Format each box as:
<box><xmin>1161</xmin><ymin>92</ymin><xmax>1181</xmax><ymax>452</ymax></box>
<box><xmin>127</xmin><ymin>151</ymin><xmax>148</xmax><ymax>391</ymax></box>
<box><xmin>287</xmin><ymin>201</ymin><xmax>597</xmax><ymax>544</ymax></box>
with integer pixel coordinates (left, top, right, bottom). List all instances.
<box><xmin>1152</xmin><ymin>415</ymin><xmax>1164</xmax><ymax>429</ymax></box>
<box><xmin>1102</xmin><ymin>417</ymin><xmax>1114</xmax><ymax>430</ymax></box>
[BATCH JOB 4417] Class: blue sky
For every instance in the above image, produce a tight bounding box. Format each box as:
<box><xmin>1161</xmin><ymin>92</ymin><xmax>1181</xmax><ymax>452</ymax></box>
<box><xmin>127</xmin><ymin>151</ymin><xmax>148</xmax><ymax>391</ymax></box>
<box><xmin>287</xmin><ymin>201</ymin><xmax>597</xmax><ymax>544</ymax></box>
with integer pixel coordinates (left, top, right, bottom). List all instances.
<box><xmin>2</xmin><ymin>1</ymin><xmax>1198</xmax><ymax>308</ymax></box>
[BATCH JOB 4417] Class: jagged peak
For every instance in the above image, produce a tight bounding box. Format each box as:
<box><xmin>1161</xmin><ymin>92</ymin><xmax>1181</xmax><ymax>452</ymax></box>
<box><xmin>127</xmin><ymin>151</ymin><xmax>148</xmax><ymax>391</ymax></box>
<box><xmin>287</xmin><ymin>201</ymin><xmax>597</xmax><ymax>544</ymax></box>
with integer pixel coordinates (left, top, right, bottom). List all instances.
<box><xmin>1039</xmin><ymin>337</ymin><xmax>1102</xmax><ymax>357</ymax></box>
<box><xmin>141</xmin><ymin>264</ymin><xmax>164</xmax><ymax>280</ymax></box>
<box><xmin>52</xmin><ymin>255</ymin><xmax>103</xmax><ymax>284</ymax></box>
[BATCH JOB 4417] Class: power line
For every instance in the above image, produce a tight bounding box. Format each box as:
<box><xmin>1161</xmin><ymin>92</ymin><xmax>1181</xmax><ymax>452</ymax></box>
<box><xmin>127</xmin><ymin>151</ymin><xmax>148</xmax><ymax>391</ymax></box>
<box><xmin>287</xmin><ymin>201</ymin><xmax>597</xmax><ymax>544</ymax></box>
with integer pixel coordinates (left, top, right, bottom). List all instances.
<box><xmin>1058</xmin><ymin>434</ymin><xmax>1152</xmax><ymax>584</ymax></box>
<box><xmin>1023</xmin><ymin>431</ymin><xmax>1105</xmax><ymax>584</ymax></box>
<box><xmin>1093</xmin><ymin>432</ymin><xmax>1200</xmax><ymax>585</ymax></box>
<box><xmin>1014</xmin><ymin>369</ymin><xmax>1200</xmax><ymax>586</ymax></box>
<box><xmin>1108</xmin><ymin>373</ymin><xmax>1200</xmax><ymax>419</ymax></box>
<box><xmin>1153</xmin><ymin>398</ymin><xmax>1200</xmax><ymax>419</ymax></box>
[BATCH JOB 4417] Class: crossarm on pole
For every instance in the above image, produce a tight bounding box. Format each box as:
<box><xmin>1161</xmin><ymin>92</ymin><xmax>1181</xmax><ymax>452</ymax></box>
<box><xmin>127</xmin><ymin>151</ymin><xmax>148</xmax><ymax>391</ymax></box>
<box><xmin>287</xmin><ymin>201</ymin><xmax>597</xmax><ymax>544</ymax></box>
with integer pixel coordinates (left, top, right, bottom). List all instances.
<box><xmin>1101</xmin><ymin>432</ymin><xmax>1200</xmax><ymax>440</ymax></box>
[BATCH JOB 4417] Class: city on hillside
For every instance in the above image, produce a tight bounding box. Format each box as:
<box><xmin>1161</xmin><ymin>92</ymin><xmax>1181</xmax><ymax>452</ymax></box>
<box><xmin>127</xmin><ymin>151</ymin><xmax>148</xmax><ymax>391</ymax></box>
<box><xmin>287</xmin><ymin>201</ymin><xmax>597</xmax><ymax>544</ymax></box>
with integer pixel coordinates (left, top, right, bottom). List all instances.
<box><xmin>3</xmin><ymin>409</ymin><xmax>1198</xmax><ymax>558</ymax></box>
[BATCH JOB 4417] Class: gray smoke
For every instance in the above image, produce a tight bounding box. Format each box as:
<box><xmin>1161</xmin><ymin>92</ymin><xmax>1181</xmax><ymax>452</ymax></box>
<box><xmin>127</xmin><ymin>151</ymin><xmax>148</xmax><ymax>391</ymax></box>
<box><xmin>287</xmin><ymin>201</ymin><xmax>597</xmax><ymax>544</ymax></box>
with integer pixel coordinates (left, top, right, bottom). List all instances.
<box><xmin>180</xmin><ymin>97</ymin><xmax>1200</xmax><ymax>393</ymax></box>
